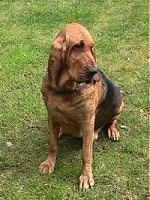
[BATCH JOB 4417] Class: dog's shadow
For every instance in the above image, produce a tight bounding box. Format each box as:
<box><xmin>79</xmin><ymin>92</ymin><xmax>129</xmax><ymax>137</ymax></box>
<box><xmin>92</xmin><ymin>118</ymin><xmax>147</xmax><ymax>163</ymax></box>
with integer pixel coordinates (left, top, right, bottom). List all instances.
<box><xmin>57</xmin><ymin>128</ymin><xmax>109</xmax><ymax>157</ymax></box>
<box><xmin>19</xmin><ymin>120</ymin><xmax>109</xmax><ymax>170</ymax></box>
<box><xmin>58</xmin><ymin>135</ymin><xmax>83</xmax><ymax>161</ymax></box>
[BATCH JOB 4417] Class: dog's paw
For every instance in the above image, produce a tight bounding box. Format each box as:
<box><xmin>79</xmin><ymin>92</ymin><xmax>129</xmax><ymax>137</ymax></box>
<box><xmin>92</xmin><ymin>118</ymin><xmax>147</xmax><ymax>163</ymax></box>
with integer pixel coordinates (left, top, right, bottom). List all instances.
<box><xmin>39</xmin><ymin>160</ymin><xmax>55</xmax><ymax>174</ymax></box>
<box><xmin>108</xmin><ymin>127</ymin><xmax>120</xmax><ymax>141</ymax></box>
<box><xmin>79</xmin><ymin>174</ymin><xmax>94</xmax><ymax>189</ymax></box>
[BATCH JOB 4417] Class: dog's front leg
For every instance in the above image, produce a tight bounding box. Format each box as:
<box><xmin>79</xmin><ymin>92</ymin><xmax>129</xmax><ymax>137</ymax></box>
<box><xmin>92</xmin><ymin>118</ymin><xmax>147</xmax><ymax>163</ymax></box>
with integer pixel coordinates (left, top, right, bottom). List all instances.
<box><xmin>79</xmin><ymin>118</ymin><xmax>95</xmax><ymax>189</ymax></box>
<box><xmin>39</xmin><ymin>115</ymin><xmax>59</xmax><ymax>174</ymax></box>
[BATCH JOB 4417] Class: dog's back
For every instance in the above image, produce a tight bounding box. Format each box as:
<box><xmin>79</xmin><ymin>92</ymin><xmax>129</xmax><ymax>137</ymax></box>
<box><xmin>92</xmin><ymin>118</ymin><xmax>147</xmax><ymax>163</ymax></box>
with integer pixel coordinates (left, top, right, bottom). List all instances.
<box><xmin>95</xmin><ymin>70</ymin><xmax>123</xmax><ymax>130</ymax></box>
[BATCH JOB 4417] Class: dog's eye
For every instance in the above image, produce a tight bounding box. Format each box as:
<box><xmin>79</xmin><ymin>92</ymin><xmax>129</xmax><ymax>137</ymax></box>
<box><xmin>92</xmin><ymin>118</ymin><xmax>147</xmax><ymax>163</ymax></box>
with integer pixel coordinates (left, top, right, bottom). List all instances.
<box><xmin>74</xmin><ymin>41</ymin><xmax>84</xmax><ymax>50</ymax></box>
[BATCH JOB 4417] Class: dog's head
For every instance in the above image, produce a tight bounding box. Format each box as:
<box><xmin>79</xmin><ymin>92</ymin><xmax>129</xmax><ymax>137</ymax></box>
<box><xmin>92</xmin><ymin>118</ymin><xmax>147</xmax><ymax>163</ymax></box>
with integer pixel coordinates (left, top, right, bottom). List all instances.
<box><xmin>48</xmin><ymin>23</ymin><xmax>100</xmax><ymax>91</ymax></box>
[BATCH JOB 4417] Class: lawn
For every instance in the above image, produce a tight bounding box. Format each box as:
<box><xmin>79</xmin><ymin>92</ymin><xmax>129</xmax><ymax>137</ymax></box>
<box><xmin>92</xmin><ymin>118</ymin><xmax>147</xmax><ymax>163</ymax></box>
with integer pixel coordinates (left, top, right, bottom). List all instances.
<box><xmin>0</xmin><ymin>0</ymin><xmax>149</xmax><ymax>199</ymax></box>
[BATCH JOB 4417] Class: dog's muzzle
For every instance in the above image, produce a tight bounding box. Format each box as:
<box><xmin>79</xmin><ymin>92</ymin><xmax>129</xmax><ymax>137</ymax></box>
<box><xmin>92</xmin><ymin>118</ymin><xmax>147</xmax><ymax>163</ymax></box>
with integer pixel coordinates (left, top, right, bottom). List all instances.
<box><xmin>85</xmin><ymin>67</ymin><xmax>98</xmax><ymax>84</ymax></box>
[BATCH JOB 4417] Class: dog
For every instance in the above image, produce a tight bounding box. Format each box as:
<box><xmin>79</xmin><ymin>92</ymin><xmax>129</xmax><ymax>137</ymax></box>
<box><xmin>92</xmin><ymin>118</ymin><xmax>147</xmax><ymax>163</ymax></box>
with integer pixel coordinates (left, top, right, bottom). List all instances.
<box><xmin>39</xmin><ymin>23</ymin><xmax>124</xmax><ymax>189</ymax></box>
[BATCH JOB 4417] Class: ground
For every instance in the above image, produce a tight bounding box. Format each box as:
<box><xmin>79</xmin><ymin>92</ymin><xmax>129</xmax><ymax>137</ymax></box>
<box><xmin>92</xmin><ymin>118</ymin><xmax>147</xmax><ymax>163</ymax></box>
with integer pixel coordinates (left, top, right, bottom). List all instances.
<box><xmin>0</xmin><ymin>0</ymin><xmax>149</xmax><ymax>199</ymax></box>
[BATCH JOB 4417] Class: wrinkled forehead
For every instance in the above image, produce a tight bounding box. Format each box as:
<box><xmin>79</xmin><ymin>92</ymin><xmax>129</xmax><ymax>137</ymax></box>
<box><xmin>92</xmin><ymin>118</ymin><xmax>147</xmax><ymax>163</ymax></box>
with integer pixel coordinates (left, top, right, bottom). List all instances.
<box><xmin>66</xmin><ymin>33</ymin><xmax>94</xmax><ymax>47</ymax></box>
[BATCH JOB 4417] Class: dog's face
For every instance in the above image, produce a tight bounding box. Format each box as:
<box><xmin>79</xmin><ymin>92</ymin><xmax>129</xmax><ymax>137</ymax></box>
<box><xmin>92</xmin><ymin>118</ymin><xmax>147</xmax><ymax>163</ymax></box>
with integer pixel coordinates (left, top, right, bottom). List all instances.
<box><xmin>66</xmin><ymin>37</ymin><xmax>97</xmax><ymax>84</ymax></box>
<box><xmin>48</xmin><ymin>27</ymin><xmax>98</xmax><ymax>90</ymax></box>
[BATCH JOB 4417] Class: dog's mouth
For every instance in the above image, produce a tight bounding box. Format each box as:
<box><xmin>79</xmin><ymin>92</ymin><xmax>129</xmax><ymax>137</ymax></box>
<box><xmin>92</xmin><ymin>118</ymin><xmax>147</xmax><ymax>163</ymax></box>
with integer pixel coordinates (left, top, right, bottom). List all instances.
<box><xmin>76</xmin><ymin>77</ymin><xmax>93</xmax><ymax>84</ymax></box>
<box><xmin>77</xmin><ymin>74</ymin><xmax>100</xmax><ymax>85</ymax></box>
<box><xmin>74</xmin><ymin>67</ymin><xmax>101</xmax><ymax>84</ymax></box>
<box><xmin>85</xmin><ymin>77</ymin><xmax>93</xmax><ymax>84</ymax></box>
<box><xmin>76</xmin><ymin>68</ymin><xmax>99</xmax><ymax>84</ymax></box>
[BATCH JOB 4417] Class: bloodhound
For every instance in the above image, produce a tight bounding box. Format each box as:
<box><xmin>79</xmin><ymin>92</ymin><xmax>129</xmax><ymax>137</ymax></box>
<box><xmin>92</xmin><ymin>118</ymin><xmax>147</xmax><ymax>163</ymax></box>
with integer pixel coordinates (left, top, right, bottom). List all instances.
<box><xmin>39</xmin><ymin>23</ymin><xmax>124</xmax><ymax>189</ymax></box>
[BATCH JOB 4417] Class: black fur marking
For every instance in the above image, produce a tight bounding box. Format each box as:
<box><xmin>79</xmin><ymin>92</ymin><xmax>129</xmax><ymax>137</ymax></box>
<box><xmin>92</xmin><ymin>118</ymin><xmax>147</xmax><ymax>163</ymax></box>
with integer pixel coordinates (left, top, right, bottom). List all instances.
<box><xmin>95</xmin><ymin>70</ymin><xmax>123</xmax><ymax>130</ymax></box>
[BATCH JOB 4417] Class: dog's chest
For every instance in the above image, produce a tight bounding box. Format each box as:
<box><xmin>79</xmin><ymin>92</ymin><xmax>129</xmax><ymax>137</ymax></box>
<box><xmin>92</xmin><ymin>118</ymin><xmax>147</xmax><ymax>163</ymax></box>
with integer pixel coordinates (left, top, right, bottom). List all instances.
<box><xmin>47</xmin><ymin>92</ymin><xmax>87</xmax><ymax>123</ymax></box>
<box><xmin>47</xmin><ymin>93</ymin><xmax>89</xmax><ymax>136</ymax></box>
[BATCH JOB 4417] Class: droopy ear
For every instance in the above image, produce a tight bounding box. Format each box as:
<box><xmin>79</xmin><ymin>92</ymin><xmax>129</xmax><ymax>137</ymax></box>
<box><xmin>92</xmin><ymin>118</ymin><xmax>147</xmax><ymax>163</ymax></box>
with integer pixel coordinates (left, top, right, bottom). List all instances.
<box><xmin>48</xmin><ymin>36</ymin><xmax>66</xmax><ymax>89</ymax></box>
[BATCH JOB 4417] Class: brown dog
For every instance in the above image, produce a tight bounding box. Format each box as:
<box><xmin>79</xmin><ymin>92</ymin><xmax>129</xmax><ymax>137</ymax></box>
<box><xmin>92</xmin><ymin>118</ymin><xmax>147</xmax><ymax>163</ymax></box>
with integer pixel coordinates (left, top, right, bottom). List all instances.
<box><xmin>39</xmin><ymin>23</ymin><xmax>124</xmax><ymax>189</ymax></box>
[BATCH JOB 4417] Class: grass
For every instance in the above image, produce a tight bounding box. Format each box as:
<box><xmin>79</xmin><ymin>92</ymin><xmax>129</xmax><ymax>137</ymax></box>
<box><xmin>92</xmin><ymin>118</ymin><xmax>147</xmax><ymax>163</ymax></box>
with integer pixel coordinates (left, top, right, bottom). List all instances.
<box><xmin>0</xmin><ymin>0</ymin><xmax>149</xmax><ymax>199</ymax></box>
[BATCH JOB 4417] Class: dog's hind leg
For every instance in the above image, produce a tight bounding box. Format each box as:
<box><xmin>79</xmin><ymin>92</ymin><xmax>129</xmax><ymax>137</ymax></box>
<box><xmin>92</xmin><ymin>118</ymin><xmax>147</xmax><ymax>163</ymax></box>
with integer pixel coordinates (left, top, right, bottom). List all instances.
<box><xmin>107</xmin><ymin>101</ymin><xmax>124</xmax><ymax>141</ymax></box>
<box><xmin>108</xmin><ymin>119</ymin><xmax>120</xmax><ymax>141</ymax></box>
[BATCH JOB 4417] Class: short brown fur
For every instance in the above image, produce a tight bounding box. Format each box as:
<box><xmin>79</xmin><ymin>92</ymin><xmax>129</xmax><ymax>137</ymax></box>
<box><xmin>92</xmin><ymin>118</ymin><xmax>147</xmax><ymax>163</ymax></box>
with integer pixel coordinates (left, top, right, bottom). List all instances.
<box><xmin>39</xmin><ymin>23</ymin><xmax>124</xmax><ymax>189</ymax></box>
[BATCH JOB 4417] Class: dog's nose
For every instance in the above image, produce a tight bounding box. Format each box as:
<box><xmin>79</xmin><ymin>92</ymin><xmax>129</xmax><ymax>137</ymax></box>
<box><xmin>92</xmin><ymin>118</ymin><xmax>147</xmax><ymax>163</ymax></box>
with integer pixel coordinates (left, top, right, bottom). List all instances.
<box><xmin>87</xmin><ymin>68</ymin><xmax>98</xmax><ymax>76</ymax></box>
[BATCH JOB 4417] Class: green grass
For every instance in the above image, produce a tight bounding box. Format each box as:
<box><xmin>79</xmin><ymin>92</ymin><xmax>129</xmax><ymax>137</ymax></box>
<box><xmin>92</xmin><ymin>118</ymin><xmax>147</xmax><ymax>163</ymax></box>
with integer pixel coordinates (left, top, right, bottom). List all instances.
<box><xmin>0</xmin><ymin>0</ymin><xmax>149</xmax><ymax>199</ymax></box>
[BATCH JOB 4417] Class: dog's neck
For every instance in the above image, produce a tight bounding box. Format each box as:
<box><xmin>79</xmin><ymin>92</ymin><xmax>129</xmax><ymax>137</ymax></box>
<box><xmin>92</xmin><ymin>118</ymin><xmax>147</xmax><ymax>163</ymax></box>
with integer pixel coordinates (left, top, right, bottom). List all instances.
<box><xmin>50</xmin><ymin>81</ymin><xmax>88</xmax><ymax>94</ymax></box>
<box><xmin>49</xmin><ymin>69</ymin><xmax>87</xmax><ymax>93</ymax></box>
<box><xmin>48</xmin><ymin>74</ymin><xmax>90</xmax><ymax>94</ymax></box>
<box><xmin>49</xmin><ymin>70</ymin><xmax>102</xmax><ymax>94</ymax></box>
